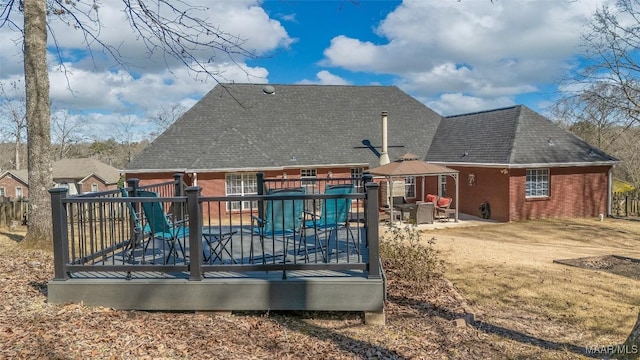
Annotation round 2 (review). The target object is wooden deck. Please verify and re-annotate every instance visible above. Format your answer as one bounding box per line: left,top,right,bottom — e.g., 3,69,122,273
48,177,385,319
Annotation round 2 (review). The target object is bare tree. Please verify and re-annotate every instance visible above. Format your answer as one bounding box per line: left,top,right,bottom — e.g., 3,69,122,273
0,81,27,170
0,0,254,246
51,110,86,161
150,104,187,139
113,115,137,164
572,0,640,130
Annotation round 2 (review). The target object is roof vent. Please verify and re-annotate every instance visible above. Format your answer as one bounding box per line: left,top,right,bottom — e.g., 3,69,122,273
263,85,275,94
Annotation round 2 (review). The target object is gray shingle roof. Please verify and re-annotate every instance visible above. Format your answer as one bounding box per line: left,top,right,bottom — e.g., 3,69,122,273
126,84,443,171
1,159,120,185
52,158,120,184
426,105,618,166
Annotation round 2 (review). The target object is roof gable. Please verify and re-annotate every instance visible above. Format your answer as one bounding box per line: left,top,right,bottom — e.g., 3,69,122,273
53,158,120,184
427,105,617,166
0,169,29,185
126,84,443,171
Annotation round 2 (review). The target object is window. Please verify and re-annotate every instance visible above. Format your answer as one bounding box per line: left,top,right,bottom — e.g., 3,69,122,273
405,176,416,198
225,173,258,210
0,187,5,197
15,187,23,199
350,167,364,192
526,169,549,198
91,184,99,192
438,175,447,197
300,168,317,185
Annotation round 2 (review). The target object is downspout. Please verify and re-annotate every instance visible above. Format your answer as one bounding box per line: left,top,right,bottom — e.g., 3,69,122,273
192,172,198,187
379,111,390,166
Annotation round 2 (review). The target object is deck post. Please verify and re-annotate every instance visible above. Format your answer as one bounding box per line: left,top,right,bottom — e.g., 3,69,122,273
365,181,381,279
49,187,69,281
173,173,185,221
257,173,265,221
126,178,141,242
127,178,139,195
186,186,203,280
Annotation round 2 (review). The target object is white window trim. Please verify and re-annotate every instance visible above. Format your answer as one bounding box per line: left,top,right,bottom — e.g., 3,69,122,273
405,176,416,199
525,168,550,198
350,167,364,192
15,187,23,199
0,187,5,197
438,175,447,197
225,173,258,211
91,184,99,192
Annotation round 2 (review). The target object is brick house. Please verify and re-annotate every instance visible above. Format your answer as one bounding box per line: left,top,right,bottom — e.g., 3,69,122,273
0,169,28,199
124,83,617,222
0,158,121,198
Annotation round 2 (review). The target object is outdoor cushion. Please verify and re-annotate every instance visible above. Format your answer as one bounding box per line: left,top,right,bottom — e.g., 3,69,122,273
425,194,438,203
437,197,452,208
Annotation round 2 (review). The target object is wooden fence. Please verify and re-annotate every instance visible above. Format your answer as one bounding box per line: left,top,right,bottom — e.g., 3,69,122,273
0,197,28,227
612,192,640,217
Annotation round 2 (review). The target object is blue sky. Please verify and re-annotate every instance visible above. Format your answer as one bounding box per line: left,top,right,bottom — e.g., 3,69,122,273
0,0,611,141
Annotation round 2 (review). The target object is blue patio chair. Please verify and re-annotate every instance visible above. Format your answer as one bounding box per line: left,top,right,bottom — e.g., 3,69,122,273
302,184,356,261
251,187,306,263
120,187,153,262
138,190,189,263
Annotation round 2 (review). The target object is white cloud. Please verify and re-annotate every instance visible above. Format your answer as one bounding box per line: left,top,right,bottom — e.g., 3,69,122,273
322,0,612,114
425,93,515,116
0,1,278,140
297,70,351,85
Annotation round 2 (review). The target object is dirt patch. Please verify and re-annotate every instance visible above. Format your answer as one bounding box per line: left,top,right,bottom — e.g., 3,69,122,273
554,255,640,280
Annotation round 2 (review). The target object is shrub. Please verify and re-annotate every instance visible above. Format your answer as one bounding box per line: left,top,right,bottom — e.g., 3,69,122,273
379,225,444,287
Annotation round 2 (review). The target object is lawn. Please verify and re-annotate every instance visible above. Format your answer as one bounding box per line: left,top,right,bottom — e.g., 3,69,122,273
430,217,640,358
1,218,639,359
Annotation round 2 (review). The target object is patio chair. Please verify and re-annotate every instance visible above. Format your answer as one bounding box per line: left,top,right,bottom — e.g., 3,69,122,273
435,196,453,221
120,187,153,262
302,184,356,261
251,187,306,263
138,190,190,263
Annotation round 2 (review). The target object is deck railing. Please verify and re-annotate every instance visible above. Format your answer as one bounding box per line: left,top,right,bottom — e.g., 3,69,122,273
50,173,380,281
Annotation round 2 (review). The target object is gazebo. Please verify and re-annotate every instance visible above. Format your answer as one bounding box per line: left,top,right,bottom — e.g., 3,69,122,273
368,153,460,223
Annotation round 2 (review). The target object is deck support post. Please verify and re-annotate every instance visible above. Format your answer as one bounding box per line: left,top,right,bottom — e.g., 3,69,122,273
187,186,203,280
365,181,381,279
50,187,69,281
364,310,385,326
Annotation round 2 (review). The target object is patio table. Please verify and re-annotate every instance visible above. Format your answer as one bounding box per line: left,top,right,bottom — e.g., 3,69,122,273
393,203,415,221
202,229,237,264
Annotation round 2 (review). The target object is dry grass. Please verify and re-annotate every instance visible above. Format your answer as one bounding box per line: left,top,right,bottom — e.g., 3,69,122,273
3,218,640,358
429,217,640,350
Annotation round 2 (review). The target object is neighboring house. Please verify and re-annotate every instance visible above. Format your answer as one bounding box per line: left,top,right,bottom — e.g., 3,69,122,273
0,169,29,199
124,83,618,221
0,158,121,197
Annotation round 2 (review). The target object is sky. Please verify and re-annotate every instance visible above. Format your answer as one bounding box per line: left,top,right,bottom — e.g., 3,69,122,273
0,0,613,141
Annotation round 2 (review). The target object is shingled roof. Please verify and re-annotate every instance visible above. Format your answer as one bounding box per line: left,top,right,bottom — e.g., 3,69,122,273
426,105,618,166
1,159,120,185
125,84,442,172
53,158,120,184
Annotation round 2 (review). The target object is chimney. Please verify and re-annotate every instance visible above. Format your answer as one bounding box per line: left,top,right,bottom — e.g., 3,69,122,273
379,111,390,165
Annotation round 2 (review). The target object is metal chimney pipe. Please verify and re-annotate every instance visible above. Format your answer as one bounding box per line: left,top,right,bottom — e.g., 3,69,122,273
379,111,390,165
